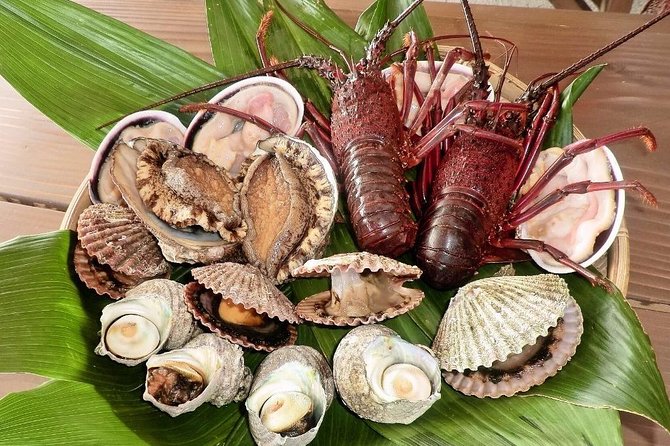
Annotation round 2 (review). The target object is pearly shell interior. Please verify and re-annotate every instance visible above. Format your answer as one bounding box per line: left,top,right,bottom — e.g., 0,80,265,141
104,314,161,360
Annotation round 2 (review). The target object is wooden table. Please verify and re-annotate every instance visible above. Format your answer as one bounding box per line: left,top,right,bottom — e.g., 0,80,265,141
1,1,668,444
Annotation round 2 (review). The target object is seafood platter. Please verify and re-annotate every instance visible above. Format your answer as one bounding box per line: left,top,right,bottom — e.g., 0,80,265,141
52,0,667,444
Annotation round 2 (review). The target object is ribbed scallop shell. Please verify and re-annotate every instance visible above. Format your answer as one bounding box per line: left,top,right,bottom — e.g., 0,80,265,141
73,242,136,299
143,333,252,417
292,252,423,326
246,346,334,446
333,325,441,424
77,203,169,279
432,274,572,372
442,297,583,398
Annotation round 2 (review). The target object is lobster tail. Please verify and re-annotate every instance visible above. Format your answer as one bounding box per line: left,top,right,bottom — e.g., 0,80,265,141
416,187,488,290
342,136,417,257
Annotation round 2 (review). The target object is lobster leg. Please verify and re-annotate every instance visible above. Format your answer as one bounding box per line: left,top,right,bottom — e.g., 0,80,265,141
513,127,657,212
494,237,612,290
505,180,657,228
303,121,339,177
400,32,420,123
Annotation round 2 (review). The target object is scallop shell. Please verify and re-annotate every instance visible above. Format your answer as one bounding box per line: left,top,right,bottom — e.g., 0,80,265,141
442,297,583,398
292,252,423,326
143,333,252,417
74,203,170,298
110,138,240,263
241,135,338,284
185,263,299,352
333,325,441,424
432,274,573,373
89,110,186,204
95,279,198,366
246,346,334,446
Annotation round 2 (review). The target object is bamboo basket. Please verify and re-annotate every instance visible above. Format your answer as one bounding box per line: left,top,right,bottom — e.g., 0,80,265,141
60,59,631,295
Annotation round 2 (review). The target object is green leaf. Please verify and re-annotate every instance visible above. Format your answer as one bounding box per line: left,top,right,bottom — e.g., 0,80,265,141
0,0,223,149
543,64,606,148
206,0,265,75
355,0,434,59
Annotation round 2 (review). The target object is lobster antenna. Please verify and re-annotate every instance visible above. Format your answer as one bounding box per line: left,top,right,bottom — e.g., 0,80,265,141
460,0,488,94
365,0,424,66
528,10,670,100
274,0,354,73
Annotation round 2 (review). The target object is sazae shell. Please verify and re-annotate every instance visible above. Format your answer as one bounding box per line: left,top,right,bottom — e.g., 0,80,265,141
246,346,334,446
432,274,583,398
333,325,441,424
143,333,252,417
95,279,199,366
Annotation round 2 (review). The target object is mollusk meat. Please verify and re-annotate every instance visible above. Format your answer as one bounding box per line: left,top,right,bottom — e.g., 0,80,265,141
432,274,583,398
246,346,334,445
110,138,241,263
89,110,185,204
292,252,424,326
333,325,441,424
74,202,170,299
143,333,252,417
184,76,304,177
241,135,337,284
518,146,618,273
95,279,198,366
184,262,300,352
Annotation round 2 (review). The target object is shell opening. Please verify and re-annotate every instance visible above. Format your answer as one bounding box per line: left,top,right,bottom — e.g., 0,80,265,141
380,363,432,402
146,364,206,406
259,391,315,436
105,314,160,359
491,334,547,371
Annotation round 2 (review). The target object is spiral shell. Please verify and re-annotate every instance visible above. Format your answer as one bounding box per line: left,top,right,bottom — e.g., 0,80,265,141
143,333,252,417
333,325,441,424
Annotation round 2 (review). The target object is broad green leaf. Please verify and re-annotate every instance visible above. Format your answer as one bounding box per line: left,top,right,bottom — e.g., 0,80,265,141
543,64,606,148
355,0,434,59
0,0,223,149
206,0,264,75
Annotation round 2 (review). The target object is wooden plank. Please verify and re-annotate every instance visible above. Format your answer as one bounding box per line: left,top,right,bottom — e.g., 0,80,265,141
0,201,64,243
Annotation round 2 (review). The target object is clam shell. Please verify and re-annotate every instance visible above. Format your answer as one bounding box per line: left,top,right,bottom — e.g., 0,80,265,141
95,279,196,366
443,297,583,398
143,333,252,417
110,138,240,263
185,263,299,352
246,346,334,446
241,135,338,284
292,252,423,326
333,325,441,424
432,274,572,372
90,110,186,204
73,242,136,299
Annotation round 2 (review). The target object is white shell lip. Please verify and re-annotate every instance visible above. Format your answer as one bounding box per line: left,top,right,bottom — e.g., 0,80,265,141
183,76,305,148
89,110,186,184
520,146,624,274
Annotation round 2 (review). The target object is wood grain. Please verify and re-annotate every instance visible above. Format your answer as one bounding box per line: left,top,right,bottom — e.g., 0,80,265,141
0,1,669,444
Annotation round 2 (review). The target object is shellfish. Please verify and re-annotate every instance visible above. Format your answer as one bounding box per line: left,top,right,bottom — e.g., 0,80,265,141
74,202,170,299
431,274,584,398
110,138,241,263
184,262,300,352
95,279,199,366
143,333,252,417
89,110,186,204
183,76,304,177
241,135,338,284
245,346,334,445
332,325,441,424
292,252,424,326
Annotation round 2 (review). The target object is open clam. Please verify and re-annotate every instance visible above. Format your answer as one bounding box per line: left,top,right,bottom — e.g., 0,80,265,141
184,262,300,352
518,146,624,274
246,346,334,446
432,274,583,398
89,110,185,204
292,252,424,326
183,76,304,177
333,325,441,424
241,135,337,284
74,202,170,299
143,333,252,417
95,279,199,366
110,138,242,263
